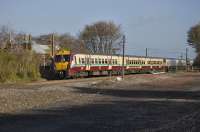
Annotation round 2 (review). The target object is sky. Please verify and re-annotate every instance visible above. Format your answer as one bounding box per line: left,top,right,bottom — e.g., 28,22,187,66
0,0,200,59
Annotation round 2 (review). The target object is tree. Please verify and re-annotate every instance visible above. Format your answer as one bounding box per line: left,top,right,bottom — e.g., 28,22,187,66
187,23,200,52
58,33,87,53
79,21,123,54
33,34,52,45
187,23,200,66
34,33,88,53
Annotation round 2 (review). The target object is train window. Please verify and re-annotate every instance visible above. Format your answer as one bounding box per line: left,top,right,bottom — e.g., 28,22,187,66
99,59,102,64
86,58,89,64
81,58,85,64
105,59,108,64
112,59,115,64
102,59,105,64
115,59,117,64
54,55,62,62
95,58,98,64
91,58,94,64
79,58,81,64
63,55,70,62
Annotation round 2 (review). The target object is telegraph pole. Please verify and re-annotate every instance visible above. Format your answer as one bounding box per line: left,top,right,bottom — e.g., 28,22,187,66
145,48,148,57
51,33,55,57
8,32,12,49
186,47,188,71
122,35,125,80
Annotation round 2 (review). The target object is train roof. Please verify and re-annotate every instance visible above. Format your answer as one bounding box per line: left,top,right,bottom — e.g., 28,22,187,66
73,53,193,61
74,53,165,59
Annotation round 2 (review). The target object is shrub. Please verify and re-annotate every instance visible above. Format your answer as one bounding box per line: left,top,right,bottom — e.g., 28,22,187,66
0,50,41,83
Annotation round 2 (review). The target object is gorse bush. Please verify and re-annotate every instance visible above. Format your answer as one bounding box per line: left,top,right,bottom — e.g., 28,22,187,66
0,50,40,83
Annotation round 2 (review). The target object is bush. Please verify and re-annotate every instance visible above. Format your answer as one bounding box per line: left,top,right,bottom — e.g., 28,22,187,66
0,50,41,83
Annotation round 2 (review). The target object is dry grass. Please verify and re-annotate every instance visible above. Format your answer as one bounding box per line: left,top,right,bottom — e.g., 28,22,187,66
0,50,40,83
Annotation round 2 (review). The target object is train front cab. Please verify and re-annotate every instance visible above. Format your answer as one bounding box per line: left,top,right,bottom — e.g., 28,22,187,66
54,50,71,79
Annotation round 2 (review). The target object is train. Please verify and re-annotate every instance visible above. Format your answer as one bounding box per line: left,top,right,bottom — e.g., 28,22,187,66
47,50,193,79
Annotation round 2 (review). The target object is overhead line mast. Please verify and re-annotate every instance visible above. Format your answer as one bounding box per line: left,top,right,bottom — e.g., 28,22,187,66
122,35,125,80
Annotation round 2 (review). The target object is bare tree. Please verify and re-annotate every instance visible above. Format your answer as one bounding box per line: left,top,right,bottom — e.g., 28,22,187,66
34,33,88,53
33,34,52,45
79,21,123,54
0,25,14,49
58,33,88,53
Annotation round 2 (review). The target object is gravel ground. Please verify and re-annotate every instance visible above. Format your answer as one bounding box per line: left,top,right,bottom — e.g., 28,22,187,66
0,72,200,132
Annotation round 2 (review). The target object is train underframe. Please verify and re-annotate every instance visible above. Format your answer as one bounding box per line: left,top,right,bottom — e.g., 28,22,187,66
63,65,165,79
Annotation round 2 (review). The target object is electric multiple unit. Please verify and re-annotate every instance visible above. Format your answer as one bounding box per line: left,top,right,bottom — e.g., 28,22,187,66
52,50,192,79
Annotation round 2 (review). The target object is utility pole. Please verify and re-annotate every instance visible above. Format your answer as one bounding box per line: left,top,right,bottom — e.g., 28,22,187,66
145,48,148,57
122,35,125,80
8,32,12,49
186,48,188,72
51,33,55,57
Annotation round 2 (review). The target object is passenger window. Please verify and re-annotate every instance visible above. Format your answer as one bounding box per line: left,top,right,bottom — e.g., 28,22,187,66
79,58,81,64
81,58,85,64
102,59,105,64
99,59,101,64
105,59,108,64
95,58,98,64
91,58,94,64
112,59,115,64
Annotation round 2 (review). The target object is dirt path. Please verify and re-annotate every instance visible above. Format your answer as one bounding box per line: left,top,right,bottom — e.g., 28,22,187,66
0,72,200,132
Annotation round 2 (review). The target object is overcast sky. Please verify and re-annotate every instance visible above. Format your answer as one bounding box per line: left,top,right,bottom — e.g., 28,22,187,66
0,0,200,58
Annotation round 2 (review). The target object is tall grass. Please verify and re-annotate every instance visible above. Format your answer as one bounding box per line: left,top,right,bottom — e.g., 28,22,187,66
0,50,40,83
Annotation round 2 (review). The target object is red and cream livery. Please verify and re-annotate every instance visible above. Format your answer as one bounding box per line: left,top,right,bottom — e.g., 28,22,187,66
52,50,192,79
65,53,165,78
